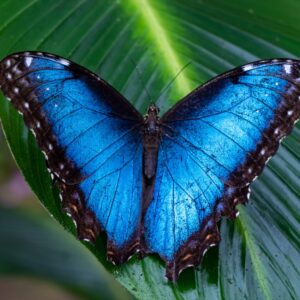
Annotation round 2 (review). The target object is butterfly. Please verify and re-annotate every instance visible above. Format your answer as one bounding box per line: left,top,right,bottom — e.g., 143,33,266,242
0,52,300,281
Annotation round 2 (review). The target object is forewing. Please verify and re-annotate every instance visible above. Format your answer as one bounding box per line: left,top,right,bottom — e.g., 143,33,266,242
0,52,144,262
144,59,300,280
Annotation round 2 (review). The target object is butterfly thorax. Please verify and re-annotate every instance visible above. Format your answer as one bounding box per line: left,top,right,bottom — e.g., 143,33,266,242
142,105,161,180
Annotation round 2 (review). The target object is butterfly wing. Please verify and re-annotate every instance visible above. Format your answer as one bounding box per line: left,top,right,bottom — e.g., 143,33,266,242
0,52,144,262
143,59,300,280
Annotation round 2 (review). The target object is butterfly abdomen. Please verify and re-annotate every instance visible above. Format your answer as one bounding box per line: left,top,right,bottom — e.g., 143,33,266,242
143,139,160,179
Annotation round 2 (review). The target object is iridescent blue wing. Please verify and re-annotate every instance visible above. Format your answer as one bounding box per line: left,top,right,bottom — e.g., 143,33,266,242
0,52,144,262
143,59,300,280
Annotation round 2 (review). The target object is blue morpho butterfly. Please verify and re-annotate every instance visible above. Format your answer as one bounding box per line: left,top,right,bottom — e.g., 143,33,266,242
0,52,300,281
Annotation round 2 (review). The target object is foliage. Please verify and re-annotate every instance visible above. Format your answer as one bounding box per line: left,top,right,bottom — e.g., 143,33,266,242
0,0,300,299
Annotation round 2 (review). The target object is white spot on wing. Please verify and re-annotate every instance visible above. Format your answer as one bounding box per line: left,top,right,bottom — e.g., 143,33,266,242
110,260,116,266
5,60,11,68
12,65,22,75
247,191,251,200
59,58,70,66
72,219,77,228
25,57,33,67
243,64,254,71
42,151,48,160
30,129,36,137
284,64,292,74
265,157,271,164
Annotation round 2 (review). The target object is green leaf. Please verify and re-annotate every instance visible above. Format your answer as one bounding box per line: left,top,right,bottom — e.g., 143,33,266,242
0,0,300,299
0,207,133,300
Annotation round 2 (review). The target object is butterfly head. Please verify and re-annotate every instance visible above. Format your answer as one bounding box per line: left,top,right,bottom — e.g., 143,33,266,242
143,104,160,135
147,104,160,115
144,104,160,120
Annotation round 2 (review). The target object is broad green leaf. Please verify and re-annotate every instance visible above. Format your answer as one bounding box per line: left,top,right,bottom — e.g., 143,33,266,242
0,0,300,299
0,207,133,300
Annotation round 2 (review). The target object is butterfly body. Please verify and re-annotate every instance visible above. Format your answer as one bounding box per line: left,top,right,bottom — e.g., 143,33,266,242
142,104,161,180
1,52,300,281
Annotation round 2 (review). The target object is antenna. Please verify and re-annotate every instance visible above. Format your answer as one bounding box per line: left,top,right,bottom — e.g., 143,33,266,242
156,61,191,103
129,58,153,104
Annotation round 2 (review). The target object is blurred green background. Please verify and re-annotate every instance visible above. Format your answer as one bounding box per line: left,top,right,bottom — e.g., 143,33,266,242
1,1,300,299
